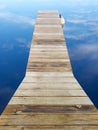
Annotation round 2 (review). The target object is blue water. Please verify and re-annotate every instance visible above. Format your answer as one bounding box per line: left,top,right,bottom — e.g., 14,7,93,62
0,0,98,114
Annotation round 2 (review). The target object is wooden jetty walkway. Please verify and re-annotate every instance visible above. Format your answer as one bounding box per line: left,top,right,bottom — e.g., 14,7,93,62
0,10,98,130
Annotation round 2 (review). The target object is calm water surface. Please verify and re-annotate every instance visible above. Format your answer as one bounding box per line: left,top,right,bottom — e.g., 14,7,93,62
0,0,98,114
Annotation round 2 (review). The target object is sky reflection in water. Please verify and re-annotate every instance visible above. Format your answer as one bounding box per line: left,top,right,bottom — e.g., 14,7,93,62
0,0,98,113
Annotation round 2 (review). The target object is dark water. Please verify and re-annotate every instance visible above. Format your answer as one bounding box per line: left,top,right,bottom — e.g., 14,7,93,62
0,0,98,114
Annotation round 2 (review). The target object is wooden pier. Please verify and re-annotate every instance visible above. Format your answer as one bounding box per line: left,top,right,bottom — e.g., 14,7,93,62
0,10,98,130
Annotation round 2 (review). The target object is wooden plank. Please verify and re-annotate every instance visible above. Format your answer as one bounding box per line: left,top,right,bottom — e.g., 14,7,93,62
18,82,82,90
33,35,64,40
32,41,65,45
29,52,68,55
27,63,70,69
27,59,70,62
30,44,67,47
37,18,60,21
37,15,59,18
30,48,67,51
27,68,71,72
22,77,77,83
30,48,68,53
14,90,87,97
35,25,62,28
31,45,66,48
28,54,69,58
34,27,63,33
29,50,68,53
26,72,74,77
36,19,60,24
0,126,98,130
3,105,97,115
34,32,64,36
38,12,59,15
9,97,92,105
32,39,65,44
1,114,98,126
30,47,66,50
30,47,67,50
28,55,69,59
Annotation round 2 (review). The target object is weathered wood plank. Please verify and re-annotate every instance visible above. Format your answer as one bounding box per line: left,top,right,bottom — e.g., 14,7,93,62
34,27,63,33
30,46,67,49
37,15,59,18
33,39,65,44
29,52,68,56
36,19,60,24
3,105,97,115
1,114,98,126
27,63,71,69
31,45,66,48
0,126,98,130
18,84,82,90
27,59,70,62
34,33,63,36
29,53,69,57
32,44,67,47
33,35,64,40
32,40,65,45
27,63,70,69
14,90,86,97
18,82,82,90
23,77,77,83
26,72,74,77
27,68,71,72
9,97,92,105
35,25,62,28
30,47,67,50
